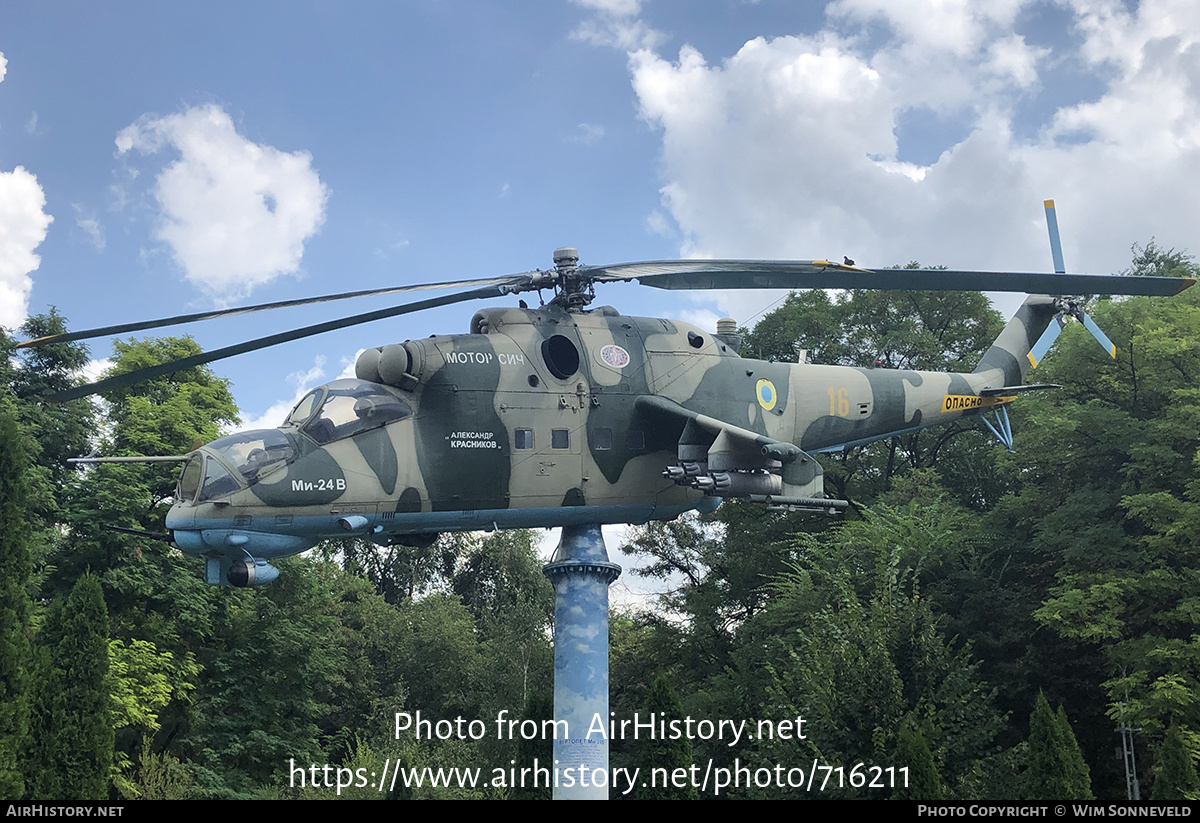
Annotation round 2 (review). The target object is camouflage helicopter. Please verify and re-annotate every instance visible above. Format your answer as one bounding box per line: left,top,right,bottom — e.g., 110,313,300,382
27,203,1195,587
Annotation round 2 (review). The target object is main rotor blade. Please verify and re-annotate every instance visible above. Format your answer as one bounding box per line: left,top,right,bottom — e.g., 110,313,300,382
46,284,509,403
18,274,534,349
584,260,1195,296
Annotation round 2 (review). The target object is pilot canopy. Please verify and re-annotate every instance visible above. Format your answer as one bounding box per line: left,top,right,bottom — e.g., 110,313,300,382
286,379,413,445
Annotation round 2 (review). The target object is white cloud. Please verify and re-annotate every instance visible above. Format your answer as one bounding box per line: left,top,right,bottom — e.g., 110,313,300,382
828,0,1028,57
644,209,673,237
0,167,53,331
236,356,327,432
234,349,363,433
631,36,904,261
569,122,606,144
0,53,54,332
572,0,644,15
337,349,365,380
116,104,328,302
984,34,1048,88
81,357,113,384
576,0,1200,329
73,204,105,251
570,0,665,51
675,306,724,333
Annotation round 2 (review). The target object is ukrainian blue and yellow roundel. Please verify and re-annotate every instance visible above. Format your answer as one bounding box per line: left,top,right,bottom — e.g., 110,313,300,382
755,378,777,411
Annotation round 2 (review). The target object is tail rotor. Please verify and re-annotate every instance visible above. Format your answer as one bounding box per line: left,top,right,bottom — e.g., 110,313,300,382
1027,200,1119,368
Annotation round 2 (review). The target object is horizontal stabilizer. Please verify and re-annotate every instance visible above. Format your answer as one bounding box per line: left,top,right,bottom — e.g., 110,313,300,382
980,383,1062,396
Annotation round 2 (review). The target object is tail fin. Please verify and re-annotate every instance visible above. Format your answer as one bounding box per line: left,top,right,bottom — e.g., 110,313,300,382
973,294,1060,386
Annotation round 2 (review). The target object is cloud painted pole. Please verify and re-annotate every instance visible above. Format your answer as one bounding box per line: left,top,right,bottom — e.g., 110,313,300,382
543,523,621,800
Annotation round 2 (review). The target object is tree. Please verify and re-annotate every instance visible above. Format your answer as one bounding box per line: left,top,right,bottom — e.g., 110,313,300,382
1025,692,1093,800
1016,244,1200,781
26,575,114,800
1151,723,1200,800
184,558,366,798
1057,706,1094,800
511,690,553,800
715,495,1008,799
25,336,240,794
633,674,698,799
108,637,197,798
10,311,95,497
894,713,944,800
0,400,35,797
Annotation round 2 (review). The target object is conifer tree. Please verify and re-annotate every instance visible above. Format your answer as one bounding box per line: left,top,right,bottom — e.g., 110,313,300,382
1151,724,1200,800
512,690,553,800
1056,706,1094,800
26,576,114,800
0,400,34,797
894,713,944,800
634,674,697,799
1025,693,1093,799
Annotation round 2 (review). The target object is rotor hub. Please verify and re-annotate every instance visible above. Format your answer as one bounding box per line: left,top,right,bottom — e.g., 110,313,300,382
547,246,594,312
553,247,579,268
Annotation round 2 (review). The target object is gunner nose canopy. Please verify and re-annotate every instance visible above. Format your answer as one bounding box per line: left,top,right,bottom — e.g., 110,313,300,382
177,429,297,503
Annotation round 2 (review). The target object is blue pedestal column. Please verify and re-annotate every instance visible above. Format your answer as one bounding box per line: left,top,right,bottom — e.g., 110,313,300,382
542,523,621,800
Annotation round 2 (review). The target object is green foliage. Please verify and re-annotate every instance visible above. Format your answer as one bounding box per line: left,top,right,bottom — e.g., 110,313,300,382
1151,723,1200,800
512,690,553,800
894,713,944,800
737,498,1005,799
740,282,1002,372
109,638,188,734
1024,693,1093,800
1057,706,1094,800
108,637,197,797
123,738,196,800
0,399,34,798
324,535,457,604
185,559,360,798
101,337,239,445
9,312,95,521
1016,246,1200,777
633,675,698,800
26,576,114,800
393,594,481,717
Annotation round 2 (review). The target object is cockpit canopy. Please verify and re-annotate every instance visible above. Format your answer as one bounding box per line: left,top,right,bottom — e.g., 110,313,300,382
176,380,413,505
178,429,296,503
285,378,413,445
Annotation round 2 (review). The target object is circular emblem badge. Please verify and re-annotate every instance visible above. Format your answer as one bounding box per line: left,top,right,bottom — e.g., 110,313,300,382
756,378,778,411
599,344,630,369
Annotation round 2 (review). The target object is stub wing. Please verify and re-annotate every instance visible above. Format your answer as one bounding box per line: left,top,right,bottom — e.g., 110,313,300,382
636,395,847,512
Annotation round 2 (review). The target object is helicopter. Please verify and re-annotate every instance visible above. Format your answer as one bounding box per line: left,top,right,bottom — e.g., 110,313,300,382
25,202,1194,588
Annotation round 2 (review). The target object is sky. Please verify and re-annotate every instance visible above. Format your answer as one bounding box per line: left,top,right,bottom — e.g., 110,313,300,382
3,0,1199,433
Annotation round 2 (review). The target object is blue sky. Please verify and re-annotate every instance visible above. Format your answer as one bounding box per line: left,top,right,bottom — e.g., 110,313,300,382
3,0,1199,428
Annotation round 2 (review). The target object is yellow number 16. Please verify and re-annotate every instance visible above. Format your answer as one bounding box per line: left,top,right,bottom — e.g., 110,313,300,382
828,387,850,417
